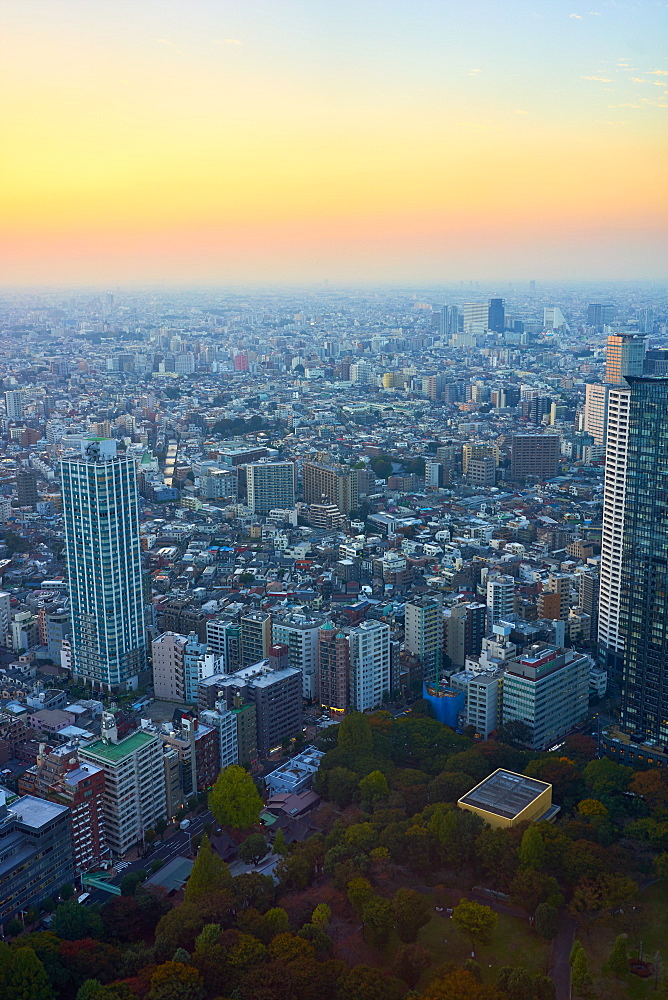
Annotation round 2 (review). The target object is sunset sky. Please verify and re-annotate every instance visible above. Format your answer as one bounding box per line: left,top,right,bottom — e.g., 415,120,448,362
1,0,666,285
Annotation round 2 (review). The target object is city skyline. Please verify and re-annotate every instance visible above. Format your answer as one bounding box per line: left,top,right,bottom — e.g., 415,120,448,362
1,0,667,286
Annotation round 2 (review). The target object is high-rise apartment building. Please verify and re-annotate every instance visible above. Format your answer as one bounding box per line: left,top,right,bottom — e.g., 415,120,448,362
446,603,486,667
462,302,489,331
587,303,615,329
272,611,326,700
16,468,38,506
79,715,166,856
206,618,241,674
317,621,350,713
302,460,359,515
619,377,668,744
349,620,391,712
598,386,631,677
486,575,515,629
61,439,146,691
18,744,108,873
200,701,239,770
241,611,272,667
510,434,560,479
4,389,24,421
246,461,296,514
404,596,442,682
502,645,590,750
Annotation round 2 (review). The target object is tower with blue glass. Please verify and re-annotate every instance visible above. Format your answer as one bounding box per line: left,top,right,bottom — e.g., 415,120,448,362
61,439,146,692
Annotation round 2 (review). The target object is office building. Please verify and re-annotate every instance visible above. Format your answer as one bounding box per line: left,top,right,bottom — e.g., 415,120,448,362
246,461,296,514
605,334,646,383
19,744,108,873
272,611,326,700
206,618,241,674
488,298,505,333
159,714,219,799
502,645,590,750
462,302,489,332
302,460,359,515
486,575,515,629
4,390,24,421
241,611,272,667
597,385,631,677
61,439,146,691
587,303,614,329
0,791,74,929
467,455,496,486
462,442,499,476
584,382,608,447
317,621,350,713
510,434,560,479
404,596,442,683
79,716,166,855
349,620,391,712
619,377,668,744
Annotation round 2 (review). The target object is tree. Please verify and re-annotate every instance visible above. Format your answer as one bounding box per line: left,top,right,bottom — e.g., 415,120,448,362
576,799,608,818
238,833,268,866
209,765,263,829
144,828,157,846
534,902,559,939
569,874,638,932
630,769,668,809
120,872,145,897
185,834,233,902
605,935,628,980
75,981,107,1000
582,758,632,799
423,967,501,999
337,712,373,754
570,943,593,999
312,903,332,929
496,720,532,747
51,902,104,941
361,896,394,949
324,767,359,808
452,899,497,947
519,826,544,870
146,961,205,1000
155,817,168,841
263,907,290,938
391,888,431,943
347,877,374,918
6,946,54,1000
429,770,476,804
335,964,404,1000
392,943,432,988
359,771,389,807
273,828,288,856
655,852,668,881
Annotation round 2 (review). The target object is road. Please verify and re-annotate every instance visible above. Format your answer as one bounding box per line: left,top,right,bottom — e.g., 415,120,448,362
82,810,215,906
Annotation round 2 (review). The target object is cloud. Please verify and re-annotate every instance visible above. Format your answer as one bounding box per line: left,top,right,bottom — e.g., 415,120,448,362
467,68,481,75
224,38,242,45
569,13,583,18
156,38,176,47
649,69,668,75
631,77,650,83
581,75,612,82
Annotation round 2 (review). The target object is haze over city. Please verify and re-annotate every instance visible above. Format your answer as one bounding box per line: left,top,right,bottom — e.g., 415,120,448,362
1,0,667,286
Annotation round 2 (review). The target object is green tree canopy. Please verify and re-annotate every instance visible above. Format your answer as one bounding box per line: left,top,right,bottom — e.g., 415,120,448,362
209,765,264,829
51,901,104,941
6,946,54,1000
337,713,373,754
452,898,498,946
359,770,389,806
238,833,268,866
391,888,431,943
185,834,233,902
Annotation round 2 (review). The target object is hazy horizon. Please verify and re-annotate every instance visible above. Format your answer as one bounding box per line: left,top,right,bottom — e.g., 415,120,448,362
1,0,667,286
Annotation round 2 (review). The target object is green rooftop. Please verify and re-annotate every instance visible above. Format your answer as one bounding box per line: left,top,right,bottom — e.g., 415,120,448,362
81,729,157,763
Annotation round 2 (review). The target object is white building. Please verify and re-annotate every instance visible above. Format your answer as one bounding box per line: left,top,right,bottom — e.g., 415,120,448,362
264,746,325,795
486,575,515,628
246,462,296,515
5,390,24,421
349,620,391,712
272,612,326,700
450,668,504,739
152,632,188,702
0,592,11,645
200,701,239,770
79,716,166,856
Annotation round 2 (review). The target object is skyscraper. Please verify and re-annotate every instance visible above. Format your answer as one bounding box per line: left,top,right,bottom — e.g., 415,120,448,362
618,376,668,744
4,389,24,421
61,439,146,691
605,333,646,384
404,596,442,682
488,298,505,333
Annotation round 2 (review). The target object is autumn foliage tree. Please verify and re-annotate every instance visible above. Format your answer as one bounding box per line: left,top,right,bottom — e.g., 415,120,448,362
209,766,264,830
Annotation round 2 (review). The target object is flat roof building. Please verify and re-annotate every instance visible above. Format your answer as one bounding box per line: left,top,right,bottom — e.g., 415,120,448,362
458,768,558,829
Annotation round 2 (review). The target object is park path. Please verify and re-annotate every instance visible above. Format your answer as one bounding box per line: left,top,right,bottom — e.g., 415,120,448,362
548,911,576,1000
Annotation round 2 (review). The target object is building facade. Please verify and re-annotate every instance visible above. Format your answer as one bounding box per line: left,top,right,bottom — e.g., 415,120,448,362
317,621,350,713
349,620,391,712
246,461,296,514
61,439,146,691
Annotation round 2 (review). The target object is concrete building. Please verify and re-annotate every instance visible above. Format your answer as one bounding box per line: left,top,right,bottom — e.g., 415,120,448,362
264,746,325,796
446,602,486,668
246,461,296,514
0,791,75,929
79,716,166,855
486,575,515,629
349,619,391,712
272,611,326,700
241,611,272,667
5,389,24,421
458,769,556,829
159,714,219,799
18,743,108,873
302,460,359,515
206,619,241,674
152,631,188,702
510,434,560,479
61,439,146,691
200,701,239,771
502,645,590,750
404,596,442,683
16,468,38,506
317,621,350,713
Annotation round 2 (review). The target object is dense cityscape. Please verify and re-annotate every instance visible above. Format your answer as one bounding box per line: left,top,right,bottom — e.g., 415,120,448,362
0,282,666,999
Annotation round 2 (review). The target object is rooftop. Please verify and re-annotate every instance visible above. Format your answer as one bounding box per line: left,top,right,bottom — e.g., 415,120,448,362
459,769,551,821
80,729,158,763
11,794,69,828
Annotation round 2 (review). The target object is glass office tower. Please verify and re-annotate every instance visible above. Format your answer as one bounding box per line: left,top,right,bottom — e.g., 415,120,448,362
61,439,146,691
619,377,668,743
